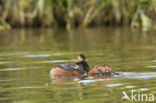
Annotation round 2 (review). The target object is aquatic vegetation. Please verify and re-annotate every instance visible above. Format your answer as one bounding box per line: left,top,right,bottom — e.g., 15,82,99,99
0,0,155,30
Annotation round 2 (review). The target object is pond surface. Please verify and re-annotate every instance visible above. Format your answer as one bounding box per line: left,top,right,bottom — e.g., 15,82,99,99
0,28,156,103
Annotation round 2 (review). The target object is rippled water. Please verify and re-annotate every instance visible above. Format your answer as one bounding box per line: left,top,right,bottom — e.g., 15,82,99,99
0,28,156,103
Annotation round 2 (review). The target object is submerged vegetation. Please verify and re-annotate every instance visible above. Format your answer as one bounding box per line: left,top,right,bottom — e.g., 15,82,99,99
0,0,156,30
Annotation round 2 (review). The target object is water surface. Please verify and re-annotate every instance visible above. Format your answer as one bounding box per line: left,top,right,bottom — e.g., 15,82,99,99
0,28,156,103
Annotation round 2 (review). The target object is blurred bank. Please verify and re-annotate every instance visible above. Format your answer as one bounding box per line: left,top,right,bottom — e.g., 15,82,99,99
0,0,156,30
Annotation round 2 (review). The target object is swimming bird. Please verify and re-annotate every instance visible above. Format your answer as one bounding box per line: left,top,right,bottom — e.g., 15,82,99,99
50,54,118,78
77,54,118,76
50,54,89,78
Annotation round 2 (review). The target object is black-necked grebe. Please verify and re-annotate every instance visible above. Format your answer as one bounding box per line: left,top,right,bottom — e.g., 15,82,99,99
50,54,118,78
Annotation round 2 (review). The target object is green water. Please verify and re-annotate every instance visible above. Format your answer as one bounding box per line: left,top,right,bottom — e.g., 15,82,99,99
0,28,156,103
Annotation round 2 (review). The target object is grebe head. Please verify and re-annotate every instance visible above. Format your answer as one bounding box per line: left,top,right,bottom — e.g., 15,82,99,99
77,54,86,63
76,54,90,73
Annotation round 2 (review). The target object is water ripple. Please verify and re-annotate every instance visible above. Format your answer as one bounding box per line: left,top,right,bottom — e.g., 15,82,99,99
147,65,156,68
25,54,51,58
53,53,63,56
140,88,148,91
0,68,21,71
78,78,111,85
125,85,134,88
152,60,156,62
106,83,122,87
120,72,156,79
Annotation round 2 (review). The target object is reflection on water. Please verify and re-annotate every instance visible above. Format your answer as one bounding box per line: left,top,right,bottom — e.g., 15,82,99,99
26,54,51,58
119,72,156,79
0,68,21,71
0,28,156,103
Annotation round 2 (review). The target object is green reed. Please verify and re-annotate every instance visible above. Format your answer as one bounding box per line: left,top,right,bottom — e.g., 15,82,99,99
0,0,155,30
